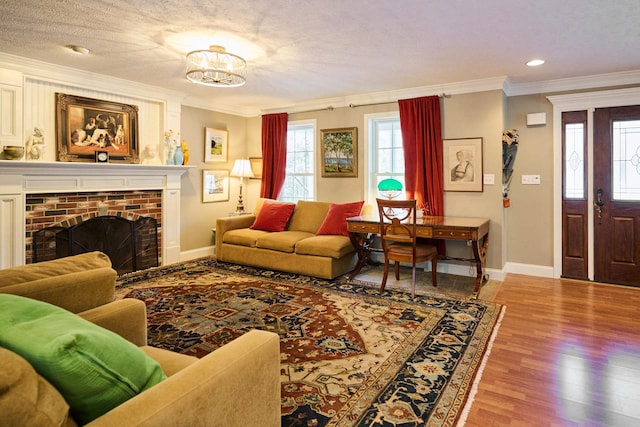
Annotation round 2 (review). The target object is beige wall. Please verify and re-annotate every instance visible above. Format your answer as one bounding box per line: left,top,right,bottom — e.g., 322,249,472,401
504,94,555,267
179,107,253,252
181,91,512,271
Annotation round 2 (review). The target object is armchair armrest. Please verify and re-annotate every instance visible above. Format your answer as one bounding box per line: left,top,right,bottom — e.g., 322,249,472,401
0,267,117,314
215,215,256,259
79,299,148,346
87,330,281,427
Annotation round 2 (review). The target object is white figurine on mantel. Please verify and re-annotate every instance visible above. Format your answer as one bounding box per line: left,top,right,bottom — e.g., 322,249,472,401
141,144,162,165
25,127,46,160
164,130,178,165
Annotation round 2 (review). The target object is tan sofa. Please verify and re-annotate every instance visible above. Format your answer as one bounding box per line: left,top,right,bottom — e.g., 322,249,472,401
0,252,281,427
216,199,358,279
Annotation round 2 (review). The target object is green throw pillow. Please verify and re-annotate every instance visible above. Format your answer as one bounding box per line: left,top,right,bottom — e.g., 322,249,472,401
0,294,166,425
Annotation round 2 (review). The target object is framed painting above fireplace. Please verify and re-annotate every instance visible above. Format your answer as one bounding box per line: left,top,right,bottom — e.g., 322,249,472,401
55,93,140,163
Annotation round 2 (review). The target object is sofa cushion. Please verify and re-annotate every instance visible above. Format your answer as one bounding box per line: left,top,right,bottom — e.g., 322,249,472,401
287,200,332,233
223,228,270,247
256,231,315,253
0,347,72,427
295,235,356,259
250,201,296,232
316,201,364,236
0,294,167,425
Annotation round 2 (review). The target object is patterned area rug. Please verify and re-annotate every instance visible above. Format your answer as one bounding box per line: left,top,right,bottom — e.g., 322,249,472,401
116,258,503,427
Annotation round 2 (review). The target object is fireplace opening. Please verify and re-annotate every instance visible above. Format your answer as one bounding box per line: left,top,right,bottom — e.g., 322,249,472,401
33,215,158,275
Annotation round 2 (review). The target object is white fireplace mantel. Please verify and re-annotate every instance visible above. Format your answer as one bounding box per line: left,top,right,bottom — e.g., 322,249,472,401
0,160,190,269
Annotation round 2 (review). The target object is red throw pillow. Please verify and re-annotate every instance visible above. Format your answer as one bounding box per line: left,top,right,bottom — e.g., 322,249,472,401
249,201,296,232
316,201,364,236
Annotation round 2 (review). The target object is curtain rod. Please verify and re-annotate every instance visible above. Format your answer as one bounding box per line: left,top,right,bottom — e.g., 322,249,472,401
288,93,449,115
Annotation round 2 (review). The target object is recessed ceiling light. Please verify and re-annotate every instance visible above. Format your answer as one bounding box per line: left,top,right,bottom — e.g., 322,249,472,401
526,59,545,67
67,45,90,55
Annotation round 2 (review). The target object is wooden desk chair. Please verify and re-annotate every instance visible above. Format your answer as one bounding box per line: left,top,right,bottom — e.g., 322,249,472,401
376,198,438,298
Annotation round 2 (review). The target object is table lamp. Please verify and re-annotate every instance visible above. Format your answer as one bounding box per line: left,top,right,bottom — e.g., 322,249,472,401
378,178,403,216
231,159,255,212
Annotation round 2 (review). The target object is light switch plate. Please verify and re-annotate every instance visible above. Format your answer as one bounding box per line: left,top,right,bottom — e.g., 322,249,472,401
521,175,541,185
483,174,495,185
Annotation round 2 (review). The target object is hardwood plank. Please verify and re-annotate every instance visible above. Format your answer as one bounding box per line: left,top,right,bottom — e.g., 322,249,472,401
465,274,640,426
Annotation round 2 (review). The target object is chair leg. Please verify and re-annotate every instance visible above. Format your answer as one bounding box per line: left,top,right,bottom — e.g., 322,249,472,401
394,262,400,280
431,257,437,287
411,263,417,298
380,260,390,293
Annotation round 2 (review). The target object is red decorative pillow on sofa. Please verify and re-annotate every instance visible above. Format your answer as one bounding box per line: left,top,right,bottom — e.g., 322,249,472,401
249,201,296,232
316,201,364,236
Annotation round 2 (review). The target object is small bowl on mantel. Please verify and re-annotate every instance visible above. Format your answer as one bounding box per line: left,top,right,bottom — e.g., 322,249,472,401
2,145,24,160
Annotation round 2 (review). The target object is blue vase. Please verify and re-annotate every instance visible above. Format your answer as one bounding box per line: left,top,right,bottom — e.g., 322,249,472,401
173,146,184,165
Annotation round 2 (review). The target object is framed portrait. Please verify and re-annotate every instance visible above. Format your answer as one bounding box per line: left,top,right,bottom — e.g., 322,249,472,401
443,137,483,192
321,127,358,177
202,170,229,203
204,128,228,163
55,93,139,163
249,157,263,179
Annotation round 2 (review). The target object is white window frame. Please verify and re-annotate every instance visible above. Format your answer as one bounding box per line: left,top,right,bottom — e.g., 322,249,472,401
280,119,317,202
364,112,403,207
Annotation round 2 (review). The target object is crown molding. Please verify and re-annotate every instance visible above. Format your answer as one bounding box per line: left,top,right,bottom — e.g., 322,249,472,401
0,52,185,106
261,76,508,115
504,69,640,96
181,95,261,118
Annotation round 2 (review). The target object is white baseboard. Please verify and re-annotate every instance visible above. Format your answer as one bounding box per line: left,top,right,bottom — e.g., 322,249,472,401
180,246,214,262
179,246,551,282
504,262,554,278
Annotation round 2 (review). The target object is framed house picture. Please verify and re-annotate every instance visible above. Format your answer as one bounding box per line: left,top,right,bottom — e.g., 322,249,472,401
321,127,358,177
55,93,139,163
204,128,228,162
202,170,229,203
249,157,263,179
443,137,483,192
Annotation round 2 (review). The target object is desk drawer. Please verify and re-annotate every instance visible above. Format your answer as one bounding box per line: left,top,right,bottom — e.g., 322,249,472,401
434,229,471,240
348,222,379,234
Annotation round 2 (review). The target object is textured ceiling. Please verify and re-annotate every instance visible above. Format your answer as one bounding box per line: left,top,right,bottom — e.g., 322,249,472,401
1,1,639,114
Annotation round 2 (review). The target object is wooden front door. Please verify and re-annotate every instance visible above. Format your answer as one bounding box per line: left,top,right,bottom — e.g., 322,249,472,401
594,105,640,286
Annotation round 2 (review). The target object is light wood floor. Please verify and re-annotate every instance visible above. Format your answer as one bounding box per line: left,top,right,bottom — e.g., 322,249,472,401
465,274,640,427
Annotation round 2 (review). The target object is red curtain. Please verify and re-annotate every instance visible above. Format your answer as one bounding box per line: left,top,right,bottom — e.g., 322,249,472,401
398,95,444,251
260,113,288,199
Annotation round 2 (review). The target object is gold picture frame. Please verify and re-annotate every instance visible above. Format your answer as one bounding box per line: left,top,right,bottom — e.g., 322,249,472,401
204,128,228,163
55,93,139,163
443,137,483,192
249,157,263,179
202,170,230,203
321,127,358,177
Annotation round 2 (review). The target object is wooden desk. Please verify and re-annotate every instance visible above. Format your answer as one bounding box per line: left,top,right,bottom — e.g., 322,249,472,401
347,214,490,293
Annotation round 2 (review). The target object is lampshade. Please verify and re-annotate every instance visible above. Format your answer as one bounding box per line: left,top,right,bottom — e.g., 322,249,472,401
378,178,403,203
378,178,402,192
231,159,254,179
185,45,246,87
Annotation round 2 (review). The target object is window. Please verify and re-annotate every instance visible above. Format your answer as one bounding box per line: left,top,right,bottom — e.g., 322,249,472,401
280,120,315,202
612,119,640,201
564,122,585,199
365,113,404,206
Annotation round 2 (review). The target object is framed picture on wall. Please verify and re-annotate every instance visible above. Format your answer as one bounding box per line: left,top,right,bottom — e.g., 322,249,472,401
202,170,229,203
321,127,358,177
443,137,483,192
249,157,263,179
55,93,139,163
204,128,228,162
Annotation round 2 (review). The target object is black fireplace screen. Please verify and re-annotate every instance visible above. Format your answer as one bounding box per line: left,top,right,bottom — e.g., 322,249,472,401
32,216,159,275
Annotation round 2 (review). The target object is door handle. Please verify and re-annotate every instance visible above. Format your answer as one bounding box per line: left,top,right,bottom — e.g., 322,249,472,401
594,188,605,220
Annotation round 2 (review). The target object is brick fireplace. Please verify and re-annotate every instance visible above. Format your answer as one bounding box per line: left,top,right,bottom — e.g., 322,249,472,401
25,190,162,265
0,161,189,269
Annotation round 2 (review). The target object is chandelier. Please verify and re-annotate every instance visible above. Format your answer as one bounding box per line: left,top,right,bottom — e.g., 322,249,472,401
185,45,246,87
